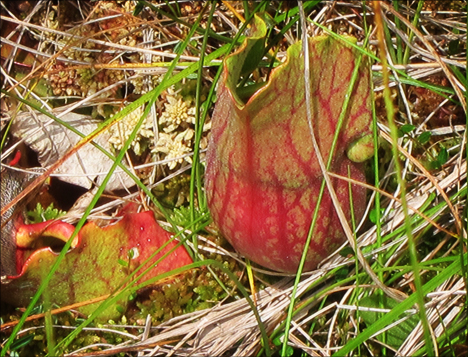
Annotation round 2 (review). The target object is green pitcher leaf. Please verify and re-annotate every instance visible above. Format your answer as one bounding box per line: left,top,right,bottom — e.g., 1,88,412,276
360,294,419,349
205,16,373,273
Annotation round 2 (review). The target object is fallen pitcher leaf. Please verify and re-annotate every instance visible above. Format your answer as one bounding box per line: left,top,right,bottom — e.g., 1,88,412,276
1,207,192,321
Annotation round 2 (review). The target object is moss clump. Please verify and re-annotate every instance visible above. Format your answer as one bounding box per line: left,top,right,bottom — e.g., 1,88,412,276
128,262,246,326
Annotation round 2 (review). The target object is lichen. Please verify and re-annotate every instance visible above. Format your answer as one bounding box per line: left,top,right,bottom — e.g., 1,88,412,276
109,106,154,155
159,89,197,133
152,88,211,170
153,129,194,169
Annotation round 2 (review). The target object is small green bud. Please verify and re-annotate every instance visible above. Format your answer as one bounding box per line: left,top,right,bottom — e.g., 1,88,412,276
347,134,374,162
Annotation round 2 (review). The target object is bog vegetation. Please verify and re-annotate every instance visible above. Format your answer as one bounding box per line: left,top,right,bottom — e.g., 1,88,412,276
0,1,466,356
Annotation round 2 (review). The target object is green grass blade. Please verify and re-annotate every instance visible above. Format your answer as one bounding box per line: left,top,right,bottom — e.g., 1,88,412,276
335,252,468,355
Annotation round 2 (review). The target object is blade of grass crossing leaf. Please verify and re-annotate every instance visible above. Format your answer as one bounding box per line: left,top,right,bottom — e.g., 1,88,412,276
283,6,375,354
49,98,160,356
0,109,120,355
328,35,370,182
7,114,136,357
44,298,55,355
57,261,203,354
87,0,210,293
282,4,326,355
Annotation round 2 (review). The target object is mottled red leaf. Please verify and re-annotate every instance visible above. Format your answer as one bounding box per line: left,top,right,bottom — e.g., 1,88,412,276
205,16,373,273
1,210,192,320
